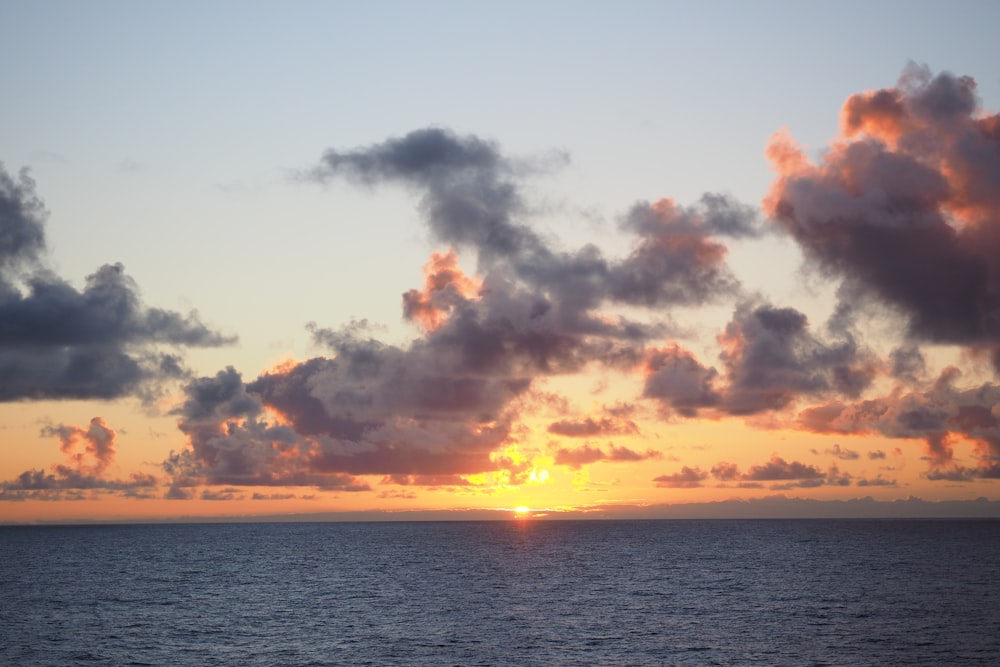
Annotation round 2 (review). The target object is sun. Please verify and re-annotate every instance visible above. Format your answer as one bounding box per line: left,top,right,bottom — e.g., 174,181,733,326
513,505,531,517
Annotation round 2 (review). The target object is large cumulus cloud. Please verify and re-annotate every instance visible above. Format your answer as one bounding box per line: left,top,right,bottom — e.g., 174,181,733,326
765,64,1000,359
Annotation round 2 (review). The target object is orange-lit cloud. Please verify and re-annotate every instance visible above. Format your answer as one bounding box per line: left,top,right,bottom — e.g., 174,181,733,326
766,64,1000,359
402,249,480,332
0,417,158,501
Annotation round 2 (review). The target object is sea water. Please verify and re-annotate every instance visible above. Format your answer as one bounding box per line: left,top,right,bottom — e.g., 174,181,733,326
2,519,999,666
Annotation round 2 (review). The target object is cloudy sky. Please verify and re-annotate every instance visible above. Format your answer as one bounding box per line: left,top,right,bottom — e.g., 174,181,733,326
3,0,1000,522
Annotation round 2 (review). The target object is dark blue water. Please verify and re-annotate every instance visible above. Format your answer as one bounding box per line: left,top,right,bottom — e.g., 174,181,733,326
2,520,999,666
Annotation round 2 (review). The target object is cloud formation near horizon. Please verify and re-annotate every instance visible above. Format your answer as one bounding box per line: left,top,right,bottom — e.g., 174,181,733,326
4,65,1000,503
0,417,158,501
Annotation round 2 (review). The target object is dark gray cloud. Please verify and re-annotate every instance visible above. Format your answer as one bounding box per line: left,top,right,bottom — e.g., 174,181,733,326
825,444,860,461
0,468,158,500
276,124,881,489
0,165,46,279
718,301,875,414
311,128,543,266
654,456,860,491
856,476,897,487
644,300,875,417
310,128,748,321
301,129,767,468
889,345,926,382
643,343,721,416
0,164,233,402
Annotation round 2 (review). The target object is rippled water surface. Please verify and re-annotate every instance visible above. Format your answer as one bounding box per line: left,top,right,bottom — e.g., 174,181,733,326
2,519,999,665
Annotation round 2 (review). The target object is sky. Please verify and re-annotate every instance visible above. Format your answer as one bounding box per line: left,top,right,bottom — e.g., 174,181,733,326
3,0,1000,522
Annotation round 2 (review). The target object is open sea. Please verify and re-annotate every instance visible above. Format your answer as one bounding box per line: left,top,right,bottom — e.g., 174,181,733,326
1,519,999,666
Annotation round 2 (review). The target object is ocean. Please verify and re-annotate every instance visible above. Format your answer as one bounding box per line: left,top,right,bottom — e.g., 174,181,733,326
2,519,999,666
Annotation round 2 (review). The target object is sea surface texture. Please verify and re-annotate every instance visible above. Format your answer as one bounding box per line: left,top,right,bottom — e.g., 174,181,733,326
2,519,999,666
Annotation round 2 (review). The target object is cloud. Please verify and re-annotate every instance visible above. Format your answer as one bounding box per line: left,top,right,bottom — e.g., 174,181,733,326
380,474,470,487
765,64,1000,364
0,165,46,277
41,417,117,474
742,456,825,482
643,343,721,416
0,164,234,402
402,249,481,332
553,443,660,469
202,487,245,501
309,128,542,266
796,367,1000,479
608,195,751,307
0,468,158,501
653,466,709,488
309,128,747,333
163,366,373,490
0,417,158,501
717,301,875,414
547,407,640,437
252,492,297,500
856,476,897,487
819,444,861,461
643,299,875,417
655,456,866,491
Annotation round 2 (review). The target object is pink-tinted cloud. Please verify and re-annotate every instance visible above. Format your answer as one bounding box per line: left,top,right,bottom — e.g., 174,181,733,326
553,443,660,469
796,367,1000,480
42,417,117,475
653,466,708,488
547,413,640,438
0,417,158,500
765,64,1000,363
0,166,232,403
380,474,471,487
743,456,824,482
